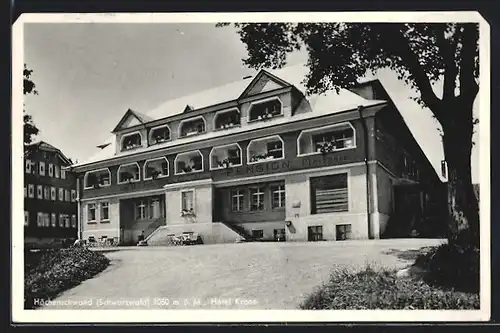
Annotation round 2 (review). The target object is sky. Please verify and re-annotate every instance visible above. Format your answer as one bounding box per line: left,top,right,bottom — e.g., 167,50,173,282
23,23,480,183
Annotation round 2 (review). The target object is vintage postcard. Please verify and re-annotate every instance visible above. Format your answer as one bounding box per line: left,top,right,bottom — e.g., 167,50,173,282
12,12,491,323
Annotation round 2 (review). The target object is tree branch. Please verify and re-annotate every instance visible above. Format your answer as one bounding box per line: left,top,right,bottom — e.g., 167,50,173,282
458,23,479,101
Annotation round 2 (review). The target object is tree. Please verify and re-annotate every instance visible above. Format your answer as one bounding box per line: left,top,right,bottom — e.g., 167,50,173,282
218,23,479,248
24,64,40,145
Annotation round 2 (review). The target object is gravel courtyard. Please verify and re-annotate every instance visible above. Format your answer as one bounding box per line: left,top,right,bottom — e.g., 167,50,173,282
41,238,444,310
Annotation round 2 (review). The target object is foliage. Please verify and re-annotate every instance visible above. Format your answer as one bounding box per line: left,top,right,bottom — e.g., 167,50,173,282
299,265,479,310
24,247,110,309
24,64,40,144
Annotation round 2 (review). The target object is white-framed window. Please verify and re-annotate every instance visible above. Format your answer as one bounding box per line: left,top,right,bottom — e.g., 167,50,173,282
71,189,77,202
39,161,46,176
135,200,147,220
48,163,54,177
310,173,349,214
121,131,143,151
59,188,64,201
149,125,171,145
28,184,35,198
24,211,29,226
24,186,27,198
87,203,97,222
51,213,57,227
50,187,56,201
43,186,50,200
209,144,243,170
117,163,140,184
248,97,283,122
100,202,109,221
134,197,164,220
181,190,195,212
65,189,70,202
231,189,244,212
59,214,65,227
143,157,169,180
25,159,32,173
174,151,204,174
55,165,60,178
271,184,286,209
61,168,66,179
36,185,43,199
37,212,44,227
178,116,206,138
65,214,70,228
297,122,356,156
71,215,77,228
247,135,284,164
213,108,241,130
44,213,50,227
250,187,265,211
84,169,111,189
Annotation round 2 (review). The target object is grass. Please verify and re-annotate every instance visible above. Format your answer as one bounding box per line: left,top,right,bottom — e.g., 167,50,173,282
24,246,110,309
300,244,480,310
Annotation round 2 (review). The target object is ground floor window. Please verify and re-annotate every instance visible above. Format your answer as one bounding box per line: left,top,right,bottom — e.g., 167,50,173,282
231,189,244,212
181,190,194,212
87,203,97,222
251,229,264,239
135,197,166,220
274,228,286,241
250,187,265,211
100,202,110,221
271,184,286,209
310,173,348,214
308,225,323,241
336,224,352,241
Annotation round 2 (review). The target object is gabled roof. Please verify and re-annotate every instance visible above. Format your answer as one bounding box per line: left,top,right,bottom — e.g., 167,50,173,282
24,141,72,165
112,108,155,133
238,69,292,99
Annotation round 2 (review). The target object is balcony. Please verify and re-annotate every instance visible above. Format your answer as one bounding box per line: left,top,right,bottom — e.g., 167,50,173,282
248,97,283,123
247,135,284,164
210,144,242,170
297,122,356,156
84,168,111,189
144,157,169,180
175,151,204,174
118,162,141,184
121,132,143,151
149,125,171,145
214,108,241,130
179,116,206,138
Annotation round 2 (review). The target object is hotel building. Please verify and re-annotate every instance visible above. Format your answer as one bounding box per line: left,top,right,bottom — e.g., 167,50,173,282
71,64,446,245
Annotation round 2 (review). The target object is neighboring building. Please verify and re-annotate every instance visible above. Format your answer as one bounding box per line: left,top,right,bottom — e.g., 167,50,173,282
24,141,78,247
71,64,446,245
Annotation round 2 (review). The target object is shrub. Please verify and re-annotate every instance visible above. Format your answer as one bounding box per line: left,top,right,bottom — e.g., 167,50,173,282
300,266,479,310
24,247,110,309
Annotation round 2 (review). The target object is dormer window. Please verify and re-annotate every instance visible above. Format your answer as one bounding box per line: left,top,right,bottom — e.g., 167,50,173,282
121,132,142,151
175,151,204,174
214,108,240,130
248,97,282,122
149,125,171,145
84,169,111,189
179,116,206,138
118,163,141,184
247,135,284,164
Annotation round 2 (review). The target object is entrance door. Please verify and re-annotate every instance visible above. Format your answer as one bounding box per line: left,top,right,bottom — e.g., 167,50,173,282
393,185,423,237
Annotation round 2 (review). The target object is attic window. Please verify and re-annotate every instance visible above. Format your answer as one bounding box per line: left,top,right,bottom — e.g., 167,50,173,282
179,117,206,138
248,97,283,122
149,125,171,145
121,132,142,151
214,108,240,130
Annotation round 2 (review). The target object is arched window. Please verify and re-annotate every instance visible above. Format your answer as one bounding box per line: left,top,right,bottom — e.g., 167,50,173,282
178,116,206,138
149,125,171,145
121,132,142,151
214,108,240,130
144,157,169,180
248,97,283,122
117,163,141,184
247,135,284,164
174,151,204,174
297,122,356,156
209,143,242,170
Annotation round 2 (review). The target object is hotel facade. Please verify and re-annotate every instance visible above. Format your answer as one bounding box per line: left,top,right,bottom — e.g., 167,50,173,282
71,65,446,245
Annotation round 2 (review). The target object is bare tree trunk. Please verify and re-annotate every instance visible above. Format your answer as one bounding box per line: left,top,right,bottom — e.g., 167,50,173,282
441,100,479,249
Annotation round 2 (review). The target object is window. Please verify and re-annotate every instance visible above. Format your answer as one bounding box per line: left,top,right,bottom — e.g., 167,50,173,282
274,228,286,241
175,151,203,174
44,213,50,227
59,214,65,227
251,230,264,239
210,144,242,169
65,215,70,228
135,200,147,220
87,203,97,222
36,185,43,199
24,211,29,226
214,108,240,130
44,186,50,200
118,163,140,184
37,212,43,227
181,190,195,212
59,188,64,201
51,213,57,227
297,123,356,156
100,202,109,221
24,186,27,198
311,173,348,214
71,215,77,228
55,165,60,178
308,225,323,241
61,168,66,179
25,159,32,173
39,161,46,176
179,117,206,138
28,184,35,198
336,224,352,241
48,163,54,177
231,189,244,212
271,184,285,209
85,169,111,188
247,136,284,164
50,187,56,201
71,189,77,202
248,98,282,121
121,132,142,151
250,187,265,211
65,189,70,202
149,125,171,145
144,157,169,180
134,198,165,220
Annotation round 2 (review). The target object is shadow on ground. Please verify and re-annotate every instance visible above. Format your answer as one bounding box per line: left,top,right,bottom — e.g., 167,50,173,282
383,246,436,262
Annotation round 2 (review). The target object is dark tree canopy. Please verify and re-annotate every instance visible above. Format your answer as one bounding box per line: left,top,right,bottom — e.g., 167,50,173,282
24,64,39,145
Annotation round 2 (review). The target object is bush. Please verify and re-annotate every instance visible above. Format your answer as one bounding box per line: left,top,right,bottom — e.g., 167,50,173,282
24,247,110,309
300,266,479,310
